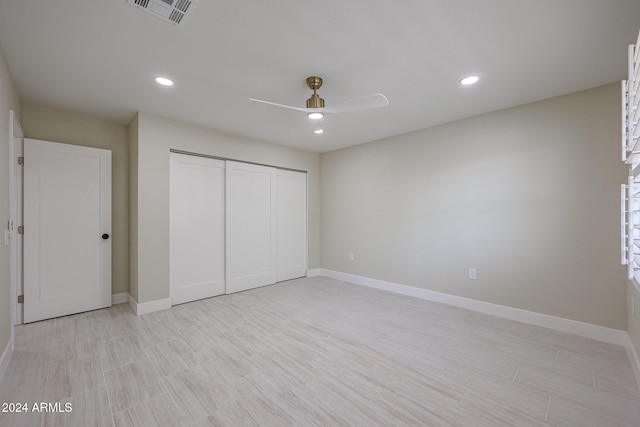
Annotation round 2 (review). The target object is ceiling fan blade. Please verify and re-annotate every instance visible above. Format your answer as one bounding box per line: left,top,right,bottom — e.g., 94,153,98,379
324,93,389,114
250,93,388,115
248,98,309,113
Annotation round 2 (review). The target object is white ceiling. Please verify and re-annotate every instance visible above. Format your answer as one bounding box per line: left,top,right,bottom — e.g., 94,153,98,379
1,1,639,153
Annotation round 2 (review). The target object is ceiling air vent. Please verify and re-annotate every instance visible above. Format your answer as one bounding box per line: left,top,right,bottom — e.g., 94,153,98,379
128,0,198,27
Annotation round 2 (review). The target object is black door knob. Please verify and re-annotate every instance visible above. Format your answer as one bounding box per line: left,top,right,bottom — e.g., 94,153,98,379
102,233,110,240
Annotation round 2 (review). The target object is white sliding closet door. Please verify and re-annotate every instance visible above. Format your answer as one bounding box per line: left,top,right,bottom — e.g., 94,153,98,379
226,161,277,293
276,169,307,281
170,153,226,304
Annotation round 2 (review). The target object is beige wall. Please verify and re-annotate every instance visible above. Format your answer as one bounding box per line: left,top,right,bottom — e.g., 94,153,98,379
22,105,129,295
0,48,21,356
629,280,640,371
132,113,320,303
321,83,628,329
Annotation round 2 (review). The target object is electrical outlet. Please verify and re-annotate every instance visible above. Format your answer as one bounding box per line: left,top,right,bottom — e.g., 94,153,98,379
349,252,355,261
468,268,477,280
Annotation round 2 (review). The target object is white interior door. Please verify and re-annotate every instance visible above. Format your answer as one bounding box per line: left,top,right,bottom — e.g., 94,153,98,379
23,139,111,323
226,161,277,293
276,169,307,282
170,153,226,304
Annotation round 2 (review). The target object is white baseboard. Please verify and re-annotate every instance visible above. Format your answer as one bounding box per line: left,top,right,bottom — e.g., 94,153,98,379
0,335,14,383
127,294,137,315
111,293,129,305
627,338,640,391
127,294,171,316
319,269,629,346
307,268,321,277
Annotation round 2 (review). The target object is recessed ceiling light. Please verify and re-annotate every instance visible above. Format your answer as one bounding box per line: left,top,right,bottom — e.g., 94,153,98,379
307,112,324,120
314,129,324,134
460,75,479,86
155,76,174,87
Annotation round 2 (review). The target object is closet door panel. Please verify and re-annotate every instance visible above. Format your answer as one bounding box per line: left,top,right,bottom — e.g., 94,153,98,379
276,169,307,281
226,161,277,293
170,153,226,304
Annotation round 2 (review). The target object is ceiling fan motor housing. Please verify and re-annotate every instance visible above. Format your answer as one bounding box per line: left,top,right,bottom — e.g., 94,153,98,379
306,93,325,108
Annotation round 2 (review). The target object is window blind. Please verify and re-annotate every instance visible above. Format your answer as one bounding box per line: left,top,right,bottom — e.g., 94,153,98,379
622,30,640,280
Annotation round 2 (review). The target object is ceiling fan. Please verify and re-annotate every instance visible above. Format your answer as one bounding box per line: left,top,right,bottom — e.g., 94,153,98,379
249,76,389,120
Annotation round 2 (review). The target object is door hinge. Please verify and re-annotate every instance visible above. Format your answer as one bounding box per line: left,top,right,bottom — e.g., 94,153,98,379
17,157,23,165
17,295,23,304
17,226,23,235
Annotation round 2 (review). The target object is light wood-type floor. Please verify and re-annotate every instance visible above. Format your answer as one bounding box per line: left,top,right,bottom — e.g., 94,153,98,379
1,276,639,426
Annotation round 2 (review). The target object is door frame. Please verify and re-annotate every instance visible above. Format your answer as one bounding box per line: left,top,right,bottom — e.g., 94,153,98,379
9,110,24,328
